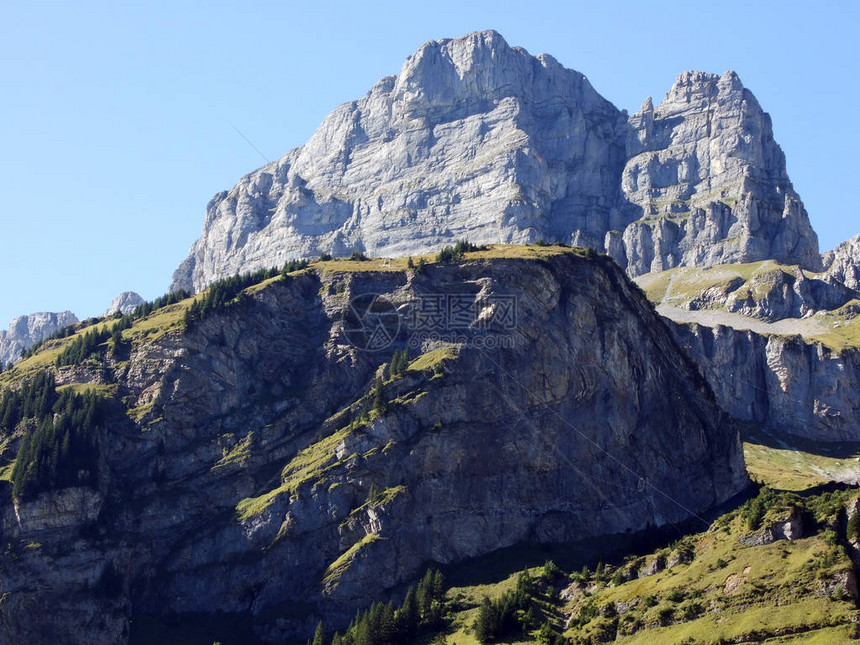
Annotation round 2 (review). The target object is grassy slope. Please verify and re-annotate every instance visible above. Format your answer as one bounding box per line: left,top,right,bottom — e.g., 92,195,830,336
430,436,860,645
744,440,860,491
635,261,807,304
0,294,196,386
634,261,860,351
311,243,585,274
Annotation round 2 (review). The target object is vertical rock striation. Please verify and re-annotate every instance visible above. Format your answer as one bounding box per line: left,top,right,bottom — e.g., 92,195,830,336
669,321,860,442
170,31,820,293
621,71,821,275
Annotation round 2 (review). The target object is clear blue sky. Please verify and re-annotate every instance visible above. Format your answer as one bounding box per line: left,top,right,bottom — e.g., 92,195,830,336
1,0,857,326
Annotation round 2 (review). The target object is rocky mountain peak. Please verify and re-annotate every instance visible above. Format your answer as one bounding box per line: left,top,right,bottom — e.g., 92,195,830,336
366,29,609,133
0,311,78,367
103,292,145,317
639,96,654,113
620,63,821,275
171,32,822,293
823,233,860,290
661,70,743,107
390,30,582,117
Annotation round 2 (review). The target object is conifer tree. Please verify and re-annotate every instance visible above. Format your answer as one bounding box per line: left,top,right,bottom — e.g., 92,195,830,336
400,587,418,635
474,596,497,643
312,620,327,645
372,380,387,415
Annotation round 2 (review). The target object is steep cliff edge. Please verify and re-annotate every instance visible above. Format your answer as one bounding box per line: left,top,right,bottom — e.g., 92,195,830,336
668,321,860,443
170,30,819,293
0,248,746,644
633,258,860,442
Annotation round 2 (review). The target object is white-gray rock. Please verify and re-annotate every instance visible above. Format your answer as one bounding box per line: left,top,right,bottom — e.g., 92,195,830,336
103,291,145,316
670,322,860,442
622,70,821,275
0,311,78,367
170,31,820,293
823,233,860,290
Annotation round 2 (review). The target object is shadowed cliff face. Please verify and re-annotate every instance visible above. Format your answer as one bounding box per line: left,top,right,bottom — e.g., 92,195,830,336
0,251,747,644
171,30,820,293
669,321,860,443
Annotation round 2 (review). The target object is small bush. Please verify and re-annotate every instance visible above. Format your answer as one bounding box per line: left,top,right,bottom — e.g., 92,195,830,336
666,588,685,603
679,600,704,620
848,511,860,542
745,497,766,531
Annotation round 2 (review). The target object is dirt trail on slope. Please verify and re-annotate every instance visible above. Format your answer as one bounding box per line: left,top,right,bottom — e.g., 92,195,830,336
656,305,828,338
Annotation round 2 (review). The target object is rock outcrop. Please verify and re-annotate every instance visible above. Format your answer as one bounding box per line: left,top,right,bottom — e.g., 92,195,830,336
0,311,78,367
0,251,747,643
637,262,859,323
669,321,860,442
171,31,819,293
738,508,804,546
103,292,145,317
621,71,821,275
824,233,860,291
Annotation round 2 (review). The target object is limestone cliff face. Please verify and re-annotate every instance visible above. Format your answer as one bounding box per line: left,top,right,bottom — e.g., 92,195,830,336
171,31,819,293
824,233,860,290
0,311,78,367
171,31,630,292
669,321,860,442
0,252,746,644
103,292,145,316
621,71,821,275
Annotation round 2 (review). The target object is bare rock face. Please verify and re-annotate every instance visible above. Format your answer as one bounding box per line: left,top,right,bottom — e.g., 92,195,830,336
171,31,629,291
738,509,804,546
0,253,747,643
170,31,820,293
669,322,860,442
2,488,103,535
0,310,78,367
622,71,821,276
103,292,145,317
824,233,860,291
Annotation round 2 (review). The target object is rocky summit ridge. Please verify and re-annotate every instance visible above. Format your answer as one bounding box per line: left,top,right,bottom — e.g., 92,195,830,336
171,30,821,293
